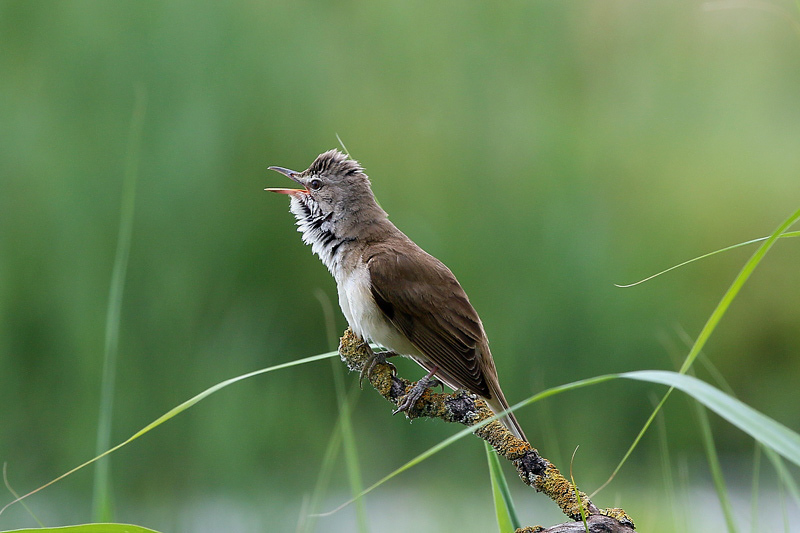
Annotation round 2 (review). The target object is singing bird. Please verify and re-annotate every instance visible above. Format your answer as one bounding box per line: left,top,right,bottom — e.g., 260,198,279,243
267,150,526,441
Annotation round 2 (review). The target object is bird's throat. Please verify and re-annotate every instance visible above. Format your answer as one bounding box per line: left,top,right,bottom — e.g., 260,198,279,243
289,195,353,274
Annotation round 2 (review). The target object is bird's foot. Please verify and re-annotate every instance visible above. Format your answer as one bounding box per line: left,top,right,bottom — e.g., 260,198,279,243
359,347,397,388
393,369,442,415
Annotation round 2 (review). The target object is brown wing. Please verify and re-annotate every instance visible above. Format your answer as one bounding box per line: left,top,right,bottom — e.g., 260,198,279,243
366,242,491,398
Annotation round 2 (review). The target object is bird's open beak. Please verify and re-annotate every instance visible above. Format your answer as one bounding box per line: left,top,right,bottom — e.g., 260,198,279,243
265,166,308,195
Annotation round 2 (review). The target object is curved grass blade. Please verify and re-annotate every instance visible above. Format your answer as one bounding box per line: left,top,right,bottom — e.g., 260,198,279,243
593,208,800,496
3,464,42,527
485,441,519,532
568,446,589,532
696,356,800,511
621,370,800,468
0,351,339,517
2,524,161,533
615,231,799,288
678,209,800,374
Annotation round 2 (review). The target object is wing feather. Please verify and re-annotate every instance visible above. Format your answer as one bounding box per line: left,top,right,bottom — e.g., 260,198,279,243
367,244,490,397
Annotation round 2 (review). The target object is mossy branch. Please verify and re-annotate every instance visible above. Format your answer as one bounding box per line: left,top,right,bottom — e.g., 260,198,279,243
338,328,636,533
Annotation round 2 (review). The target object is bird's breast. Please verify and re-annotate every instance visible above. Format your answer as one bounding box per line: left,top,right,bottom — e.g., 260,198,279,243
334,261,419,357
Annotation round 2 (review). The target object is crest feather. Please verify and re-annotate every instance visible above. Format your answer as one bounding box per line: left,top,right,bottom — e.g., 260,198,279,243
308,149,363,177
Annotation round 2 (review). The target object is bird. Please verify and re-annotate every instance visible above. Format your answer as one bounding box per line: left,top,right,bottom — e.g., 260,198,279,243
266,149,526,441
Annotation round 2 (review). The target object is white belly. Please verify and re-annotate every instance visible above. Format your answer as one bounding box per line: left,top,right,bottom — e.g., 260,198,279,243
335,262,420,357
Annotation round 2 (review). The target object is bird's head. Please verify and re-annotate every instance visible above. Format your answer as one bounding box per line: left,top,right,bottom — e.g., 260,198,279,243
266,149,374,223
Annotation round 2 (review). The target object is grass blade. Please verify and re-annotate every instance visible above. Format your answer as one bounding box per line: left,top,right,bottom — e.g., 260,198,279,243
485,441,519,532
92,87,147,522
331,362,369,532
750,444,761,533
568,447,589,532
335,134,352,158
763,447,800,511
2,524,162,533
297,382,365,533
678,209,800,374
313,289,369,532
594,208,800,495
0,351,338,517
651,394,677,531
2,464,42,527
621,370,800,468
615,231,799,288
692,400,737,532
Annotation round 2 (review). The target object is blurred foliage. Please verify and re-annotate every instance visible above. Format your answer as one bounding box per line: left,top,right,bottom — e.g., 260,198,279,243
1,1,799,531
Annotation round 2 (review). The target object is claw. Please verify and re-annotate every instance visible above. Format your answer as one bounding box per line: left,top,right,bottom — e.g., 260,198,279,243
393,368,440,415
359,348,397,388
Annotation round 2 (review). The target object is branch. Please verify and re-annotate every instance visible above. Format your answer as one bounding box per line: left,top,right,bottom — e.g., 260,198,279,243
338,328,636,533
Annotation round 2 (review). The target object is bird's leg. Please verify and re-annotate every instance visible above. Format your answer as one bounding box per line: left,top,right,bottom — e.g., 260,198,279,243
393,366,440,415
359,344,398,388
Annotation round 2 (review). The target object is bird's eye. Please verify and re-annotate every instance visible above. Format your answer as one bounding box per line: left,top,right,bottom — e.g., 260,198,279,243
308,178,323,191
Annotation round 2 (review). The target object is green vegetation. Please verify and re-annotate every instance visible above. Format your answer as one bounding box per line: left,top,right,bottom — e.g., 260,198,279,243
1,1,799,531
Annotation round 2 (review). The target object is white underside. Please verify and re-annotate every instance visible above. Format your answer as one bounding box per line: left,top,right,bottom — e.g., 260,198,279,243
335,261,422,359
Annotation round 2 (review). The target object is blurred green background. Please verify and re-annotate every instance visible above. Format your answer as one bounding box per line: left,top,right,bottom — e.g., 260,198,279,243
1,1,799,531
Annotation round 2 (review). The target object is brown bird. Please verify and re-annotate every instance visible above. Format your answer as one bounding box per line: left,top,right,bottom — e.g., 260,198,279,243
266,149,526,441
